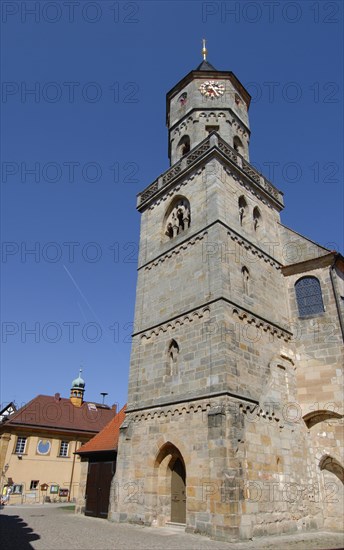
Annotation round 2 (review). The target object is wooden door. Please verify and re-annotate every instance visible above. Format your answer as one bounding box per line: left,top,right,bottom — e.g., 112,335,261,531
85,461,114,518
171,458,186,523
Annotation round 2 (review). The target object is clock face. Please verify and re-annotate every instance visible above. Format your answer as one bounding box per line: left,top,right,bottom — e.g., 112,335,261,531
37,439,51,455
199,80,225,99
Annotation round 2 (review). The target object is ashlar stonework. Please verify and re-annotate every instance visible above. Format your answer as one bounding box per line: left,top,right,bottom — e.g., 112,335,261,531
108,58,344,542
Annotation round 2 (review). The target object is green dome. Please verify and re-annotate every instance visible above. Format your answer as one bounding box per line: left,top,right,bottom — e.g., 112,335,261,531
71,370,85,389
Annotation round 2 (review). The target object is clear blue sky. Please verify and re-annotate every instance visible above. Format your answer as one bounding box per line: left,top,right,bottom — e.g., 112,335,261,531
1,1,343,410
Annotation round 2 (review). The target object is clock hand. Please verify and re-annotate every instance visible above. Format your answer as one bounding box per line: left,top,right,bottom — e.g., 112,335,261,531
209,84,219,97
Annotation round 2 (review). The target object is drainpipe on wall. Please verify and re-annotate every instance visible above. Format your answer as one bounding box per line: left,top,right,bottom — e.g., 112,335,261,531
68,441,77,502
330,254,344,341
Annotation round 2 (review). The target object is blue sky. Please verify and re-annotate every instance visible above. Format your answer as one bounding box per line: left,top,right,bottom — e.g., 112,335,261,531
1,1,343,410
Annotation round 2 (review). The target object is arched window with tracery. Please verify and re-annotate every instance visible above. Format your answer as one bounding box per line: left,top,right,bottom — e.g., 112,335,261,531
295,276,325,317
165,197,191,240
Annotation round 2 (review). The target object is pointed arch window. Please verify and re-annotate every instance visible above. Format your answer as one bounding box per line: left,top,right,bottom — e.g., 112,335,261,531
178,92,187,106
238,195,248,225
233,135,243,154
253,206,261,231
168,339,179,376
295,276,324,317
242,266,250,294
177,135,190,158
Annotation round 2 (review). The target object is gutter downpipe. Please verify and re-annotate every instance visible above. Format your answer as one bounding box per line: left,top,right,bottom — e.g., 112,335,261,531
68,441,77,502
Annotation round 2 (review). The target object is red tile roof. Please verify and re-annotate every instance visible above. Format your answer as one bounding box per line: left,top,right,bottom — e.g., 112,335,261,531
76,405,126,454
1,395,116,435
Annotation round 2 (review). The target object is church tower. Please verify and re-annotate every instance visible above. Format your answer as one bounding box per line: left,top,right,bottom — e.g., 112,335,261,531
109,46,342,540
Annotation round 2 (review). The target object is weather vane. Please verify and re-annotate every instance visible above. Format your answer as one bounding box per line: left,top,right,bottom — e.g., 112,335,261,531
202,38,207,61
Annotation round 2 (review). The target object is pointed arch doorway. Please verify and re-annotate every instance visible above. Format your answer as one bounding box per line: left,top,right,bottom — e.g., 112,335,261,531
171,457,186,523
155,442,186,525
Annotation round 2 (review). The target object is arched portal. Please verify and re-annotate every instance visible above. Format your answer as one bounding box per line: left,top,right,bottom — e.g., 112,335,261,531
155,442,186,524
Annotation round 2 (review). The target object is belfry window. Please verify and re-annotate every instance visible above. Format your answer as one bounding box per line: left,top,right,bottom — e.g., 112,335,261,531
178,92,187,106
177,135,190,158
165,197,191,240
295,277,325,317
206,125,219,134
233,136,243,154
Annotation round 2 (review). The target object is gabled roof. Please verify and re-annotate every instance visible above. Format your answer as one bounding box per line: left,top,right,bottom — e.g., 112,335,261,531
76,405,127,454
0,394,116,435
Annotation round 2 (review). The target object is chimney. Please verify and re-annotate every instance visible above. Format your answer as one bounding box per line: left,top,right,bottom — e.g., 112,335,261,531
54,393,61,402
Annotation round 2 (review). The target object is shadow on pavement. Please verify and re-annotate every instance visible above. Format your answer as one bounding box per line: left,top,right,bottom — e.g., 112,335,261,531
0,512,40,549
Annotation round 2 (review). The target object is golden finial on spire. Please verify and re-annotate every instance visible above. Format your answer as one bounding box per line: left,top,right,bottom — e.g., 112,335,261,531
202,38,207,61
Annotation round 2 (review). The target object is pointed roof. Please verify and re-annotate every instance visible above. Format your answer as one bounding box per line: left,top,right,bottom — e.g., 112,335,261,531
195,60,217,71
76,405,127,454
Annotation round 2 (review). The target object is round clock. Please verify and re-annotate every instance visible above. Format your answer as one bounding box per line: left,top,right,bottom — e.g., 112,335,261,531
37,439,51,455
199,80,225,99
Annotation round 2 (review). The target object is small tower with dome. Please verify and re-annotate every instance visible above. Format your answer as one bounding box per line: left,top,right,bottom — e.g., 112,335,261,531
70,368,85,407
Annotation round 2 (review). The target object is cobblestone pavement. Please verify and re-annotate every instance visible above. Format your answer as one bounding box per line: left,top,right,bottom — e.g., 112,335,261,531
1,504,343,550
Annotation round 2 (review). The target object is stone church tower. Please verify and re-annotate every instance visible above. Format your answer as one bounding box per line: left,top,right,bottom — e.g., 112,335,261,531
109,47,344,541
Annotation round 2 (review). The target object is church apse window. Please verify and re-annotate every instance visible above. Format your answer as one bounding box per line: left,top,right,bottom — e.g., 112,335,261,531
295,276,325,317
177,135,190,158
238,195,248,226
165,197,191,240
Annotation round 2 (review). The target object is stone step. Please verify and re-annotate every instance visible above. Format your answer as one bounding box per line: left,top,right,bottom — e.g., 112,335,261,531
165,521,186,531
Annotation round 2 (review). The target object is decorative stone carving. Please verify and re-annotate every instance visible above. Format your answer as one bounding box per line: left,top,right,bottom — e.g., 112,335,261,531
165,198,190,239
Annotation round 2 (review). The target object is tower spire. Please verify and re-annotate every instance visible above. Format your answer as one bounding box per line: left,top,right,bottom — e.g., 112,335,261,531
202,38,207,61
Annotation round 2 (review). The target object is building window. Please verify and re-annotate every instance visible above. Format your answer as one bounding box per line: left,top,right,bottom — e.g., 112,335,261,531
12,484,23,494
238,195,248,226
178,92,187,105
177,135,190,158
15,437,27,454
233,135,243,154
30,480,39,490
235,93,242,106
50,484,59,494
165,197,191,240
242,266,250,294
295,276,325,317
168,339,180,376
206,125,219,134
253,206,261,231
59,441,69,457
